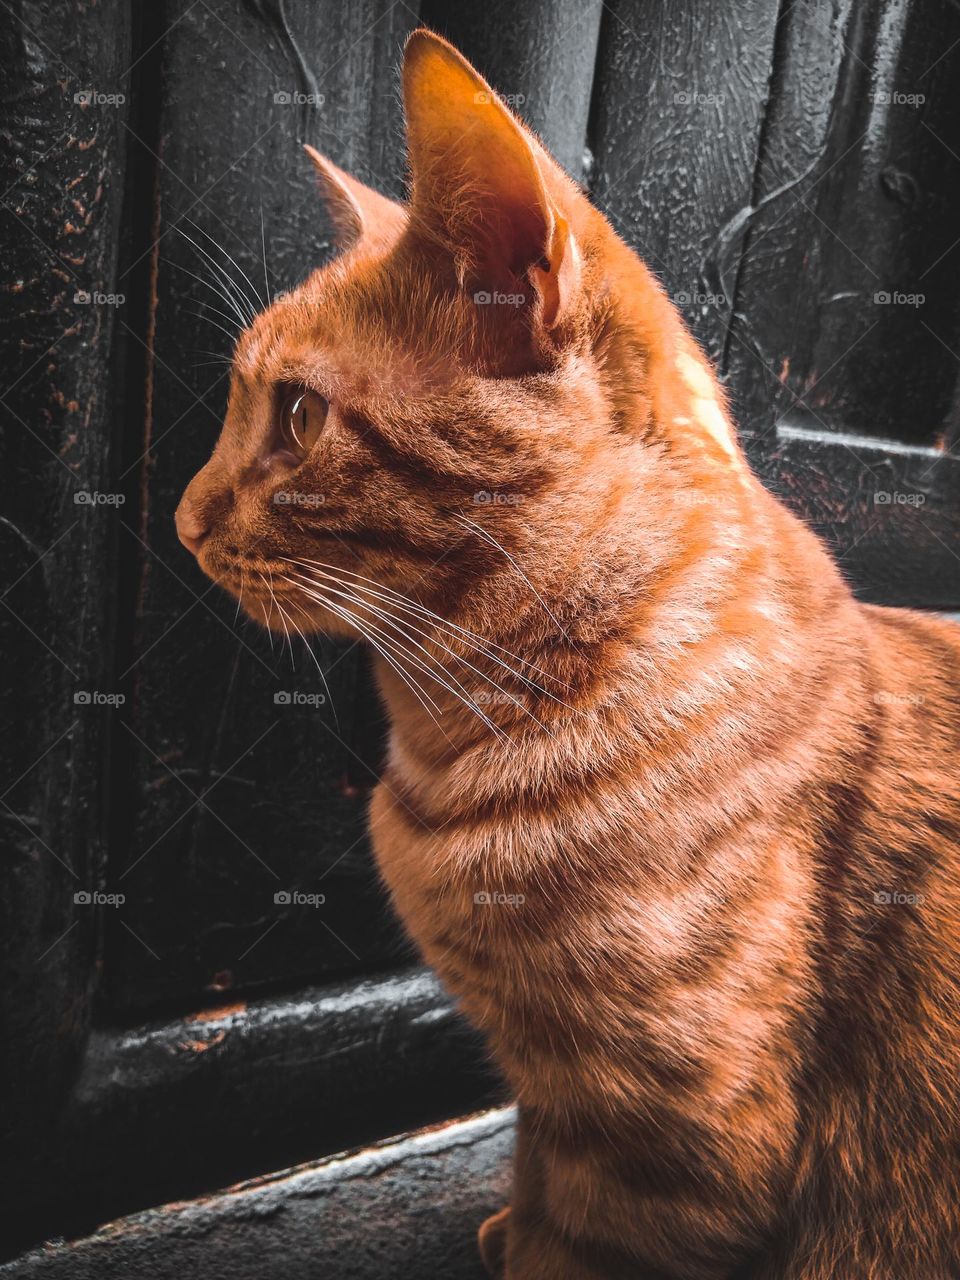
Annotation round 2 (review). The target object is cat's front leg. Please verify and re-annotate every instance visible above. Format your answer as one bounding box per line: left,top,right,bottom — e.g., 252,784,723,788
479,1112,648,1280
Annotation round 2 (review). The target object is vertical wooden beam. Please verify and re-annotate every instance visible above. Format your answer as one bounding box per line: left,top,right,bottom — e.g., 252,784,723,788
0,0,132,1210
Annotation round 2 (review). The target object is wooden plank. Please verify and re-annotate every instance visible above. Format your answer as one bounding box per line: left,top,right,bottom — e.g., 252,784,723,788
418,0,604,181
0,0,131,1219
0,966,502,1259
111,0,420,1013
589,0,783,365
726,0,960,447
752,425,960,608
0,1108,516,1280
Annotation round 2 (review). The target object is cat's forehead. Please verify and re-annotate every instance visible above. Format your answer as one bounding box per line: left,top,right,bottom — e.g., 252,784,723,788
233,256,462,400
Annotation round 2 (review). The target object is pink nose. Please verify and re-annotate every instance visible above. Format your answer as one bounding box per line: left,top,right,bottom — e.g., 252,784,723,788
175,503,210,557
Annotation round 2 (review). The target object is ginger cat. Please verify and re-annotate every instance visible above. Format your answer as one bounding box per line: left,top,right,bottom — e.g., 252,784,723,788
175,29,960,1280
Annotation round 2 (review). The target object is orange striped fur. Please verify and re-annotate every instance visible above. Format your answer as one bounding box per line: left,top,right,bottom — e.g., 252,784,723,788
176,30,960,1280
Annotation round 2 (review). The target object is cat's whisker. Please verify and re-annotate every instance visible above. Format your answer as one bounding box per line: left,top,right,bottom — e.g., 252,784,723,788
284,555,570,693
296,582,451,737
184,216,266,316
286,561,572,721
286,566,554,733
175,225,257,325
285,576,512,737
183,308,240,349
259,599,275,651
284,595,340,729
167,236,253,327
184,296,245,334
287,576,507,742
259,200,272,308
288,578,449,718
268,571,297,670
164,256,250,326
453,512,578,650
257,573,279,654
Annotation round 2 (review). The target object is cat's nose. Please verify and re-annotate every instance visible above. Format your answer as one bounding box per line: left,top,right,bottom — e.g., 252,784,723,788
175,501,210,556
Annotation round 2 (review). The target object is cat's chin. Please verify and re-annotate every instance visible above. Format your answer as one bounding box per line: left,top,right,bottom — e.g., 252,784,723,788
237,593,362,643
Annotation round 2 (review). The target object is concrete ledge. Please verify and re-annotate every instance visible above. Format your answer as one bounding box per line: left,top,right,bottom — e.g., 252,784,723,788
0,1108,516,1280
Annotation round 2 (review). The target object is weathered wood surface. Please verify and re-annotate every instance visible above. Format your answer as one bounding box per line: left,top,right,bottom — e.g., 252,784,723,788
590,0,783,366
0,1109,517,1280
0,0,132,1235
1,966,501,1257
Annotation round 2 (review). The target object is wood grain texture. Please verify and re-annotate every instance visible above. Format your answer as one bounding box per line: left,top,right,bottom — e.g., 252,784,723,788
0,1108,516,1280
726,0,960,447
0,0,132,1218
0,966,501,1260
589,0,782,364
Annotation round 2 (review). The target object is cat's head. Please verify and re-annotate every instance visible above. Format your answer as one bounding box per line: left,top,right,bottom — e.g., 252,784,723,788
175,29,712,641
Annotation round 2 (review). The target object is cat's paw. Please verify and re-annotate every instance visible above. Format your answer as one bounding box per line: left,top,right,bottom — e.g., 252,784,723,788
478,1205,511,1277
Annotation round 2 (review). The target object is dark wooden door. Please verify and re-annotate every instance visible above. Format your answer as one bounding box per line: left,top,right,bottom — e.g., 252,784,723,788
2,0,958,1264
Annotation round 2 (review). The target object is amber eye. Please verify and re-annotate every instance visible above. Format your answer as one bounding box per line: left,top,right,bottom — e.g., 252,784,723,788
279,386,329,458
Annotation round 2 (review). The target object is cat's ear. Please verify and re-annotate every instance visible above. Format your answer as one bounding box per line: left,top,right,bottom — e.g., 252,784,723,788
304,145,406,251
402,30,579,330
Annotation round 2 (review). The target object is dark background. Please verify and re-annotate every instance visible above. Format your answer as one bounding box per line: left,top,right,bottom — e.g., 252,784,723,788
1,0,959,1270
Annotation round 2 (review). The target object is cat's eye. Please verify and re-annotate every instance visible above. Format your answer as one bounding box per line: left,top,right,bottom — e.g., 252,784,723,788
278,386,329,458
